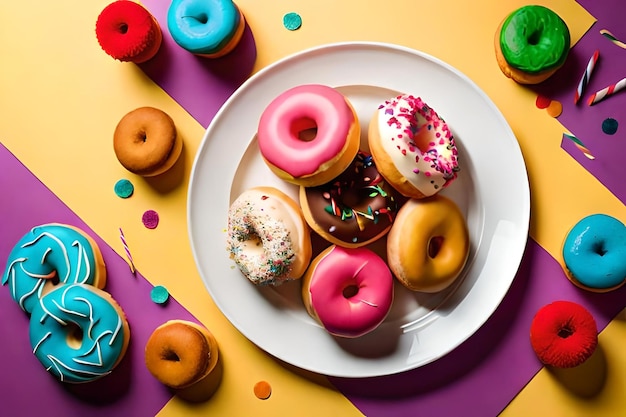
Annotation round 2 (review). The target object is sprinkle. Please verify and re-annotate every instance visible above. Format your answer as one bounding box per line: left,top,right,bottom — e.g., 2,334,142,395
535,95,551,109
150,285,169,304
119,227,136,273
563,133,595,160
588,77,626,106
602,118,619,135
600,29,626,49
142,210,159,229
283,12,302,31
546,100,563,118
574,50,600,104
254,381,272,400
114,179,134,198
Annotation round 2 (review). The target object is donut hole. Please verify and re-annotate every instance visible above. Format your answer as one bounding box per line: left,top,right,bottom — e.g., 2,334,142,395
428,236,444,258
195,13,209,24
558,325,574,339
162,348,181,362
290,117,318,142
527,29,542,46
342,284,360,299
592,241,607,257
117,23,129,35
66,323,84,349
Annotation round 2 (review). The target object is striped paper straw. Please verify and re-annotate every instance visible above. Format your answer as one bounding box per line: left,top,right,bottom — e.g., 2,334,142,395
588,77,626,106
574,50,599,104
600,29,626,49
563,133,595,160
119,227,136,273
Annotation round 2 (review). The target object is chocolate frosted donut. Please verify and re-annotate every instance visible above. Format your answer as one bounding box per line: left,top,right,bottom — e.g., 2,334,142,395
299,151,399,248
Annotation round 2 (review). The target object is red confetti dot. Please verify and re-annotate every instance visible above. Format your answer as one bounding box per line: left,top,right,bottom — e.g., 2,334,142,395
142,210,159,229
536,95,552,109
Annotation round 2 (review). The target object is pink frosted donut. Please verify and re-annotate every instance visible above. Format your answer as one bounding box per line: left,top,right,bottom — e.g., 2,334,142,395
257,84,361,187
301,245,394,338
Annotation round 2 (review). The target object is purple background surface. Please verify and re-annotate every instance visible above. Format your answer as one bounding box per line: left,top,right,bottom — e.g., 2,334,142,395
533,0,626,202
0,143,200,417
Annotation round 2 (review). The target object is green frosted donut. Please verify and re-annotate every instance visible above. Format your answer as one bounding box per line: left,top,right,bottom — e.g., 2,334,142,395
499,5,570,74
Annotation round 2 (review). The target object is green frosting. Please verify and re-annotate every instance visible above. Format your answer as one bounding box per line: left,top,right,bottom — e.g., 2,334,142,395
500,5,570,74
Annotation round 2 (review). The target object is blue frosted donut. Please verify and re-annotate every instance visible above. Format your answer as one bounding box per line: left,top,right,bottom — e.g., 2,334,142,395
562,214,626,292
1,224,107,314
167,0,245,57
29,284,130,383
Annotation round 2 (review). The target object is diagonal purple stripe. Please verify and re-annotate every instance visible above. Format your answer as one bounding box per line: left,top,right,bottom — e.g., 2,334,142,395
0,142,201,417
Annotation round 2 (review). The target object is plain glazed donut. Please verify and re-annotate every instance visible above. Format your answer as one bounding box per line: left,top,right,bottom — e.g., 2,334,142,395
299,151,400,248
368,94,460,199
29,284,130,383
257,84,361,187
494,5,570,84
1,223,107,314
387,195,470,293
530,301,598,368
301,245,394,338
113,107,182,177
561,214,626,292
167,0,246,58
227,186,312,286
145,320,222,400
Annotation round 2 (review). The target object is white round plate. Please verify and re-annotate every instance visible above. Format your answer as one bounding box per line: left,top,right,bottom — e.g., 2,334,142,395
188,42,530,378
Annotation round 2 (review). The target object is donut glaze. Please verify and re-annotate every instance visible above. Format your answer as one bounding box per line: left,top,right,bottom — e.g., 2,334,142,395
387,195,470,293
499,5,570,74
530,301,598,368
29,284,130,383
300,151,399,248
368,94,459,199
257,84,360,187
167,0,245,57
562,214,626,292
113,107,181,177
301,246,394,338
227,187,312,286
1,224,106,314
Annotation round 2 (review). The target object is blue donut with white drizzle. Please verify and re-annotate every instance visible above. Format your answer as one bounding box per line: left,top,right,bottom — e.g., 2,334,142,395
2,224,107,314
29,284,130,383
562,214,626,292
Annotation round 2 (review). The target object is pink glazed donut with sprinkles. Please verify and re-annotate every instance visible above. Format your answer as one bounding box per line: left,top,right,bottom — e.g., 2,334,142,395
301,245,394,338
257,84,361,187
368,94,460,199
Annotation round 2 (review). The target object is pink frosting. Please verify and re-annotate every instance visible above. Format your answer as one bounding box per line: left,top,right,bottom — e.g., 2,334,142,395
307,246,394,338
257,84,355,177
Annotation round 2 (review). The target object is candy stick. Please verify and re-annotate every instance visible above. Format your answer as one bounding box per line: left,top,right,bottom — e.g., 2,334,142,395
119,227,136,273
574,50,599,104
600,29,626,49
587,77,626,106
563,133,595,160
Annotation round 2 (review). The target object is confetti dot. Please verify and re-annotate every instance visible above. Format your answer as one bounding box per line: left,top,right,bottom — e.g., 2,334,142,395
283,12,302,31
535,95,552,109
254,381,272,400
151,285,169,304
546,100,563,118
602,118,619,135
114,179,134,198
142,210,159,229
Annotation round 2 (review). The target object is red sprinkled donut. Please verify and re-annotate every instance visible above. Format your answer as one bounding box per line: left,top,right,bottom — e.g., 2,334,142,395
529,300,598,368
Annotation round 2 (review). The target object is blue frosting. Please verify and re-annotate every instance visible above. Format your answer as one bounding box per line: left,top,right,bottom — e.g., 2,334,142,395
29,284,127,383
167,0,239,54
563,214,626,289
1,224,103,314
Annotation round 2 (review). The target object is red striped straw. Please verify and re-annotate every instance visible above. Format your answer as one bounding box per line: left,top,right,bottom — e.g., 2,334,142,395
574,50,599,104
588,77,626,106
119,227,136,273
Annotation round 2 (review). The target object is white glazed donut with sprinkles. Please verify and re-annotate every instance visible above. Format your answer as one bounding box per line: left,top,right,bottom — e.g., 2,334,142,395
227,186,312,286
368,94,460,199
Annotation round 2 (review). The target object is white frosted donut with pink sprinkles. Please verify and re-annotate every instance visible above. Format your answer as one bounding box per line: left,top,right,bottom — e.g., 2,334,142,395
368,94,460,199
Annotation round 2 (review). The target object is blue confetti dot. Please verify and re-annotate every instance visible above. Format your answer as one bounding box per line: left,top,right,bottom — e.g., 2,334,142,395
602,118,618,135
283,12,302,31
114,179,134,198
151,285,169,304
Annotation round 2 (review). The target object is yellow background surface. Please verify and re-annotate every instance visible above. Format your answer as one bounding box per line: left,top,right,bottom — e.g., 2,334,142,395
1,0,625,416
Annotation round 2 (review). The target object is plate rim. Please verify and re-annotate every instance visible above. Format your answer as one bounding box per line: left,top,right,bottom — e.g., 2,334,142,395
187,41,530,377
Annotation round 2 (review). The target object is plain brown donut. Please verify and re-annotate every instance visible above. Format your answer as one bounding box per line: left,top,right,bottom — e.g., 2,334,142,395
113,107,181,176
144,320,220,390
